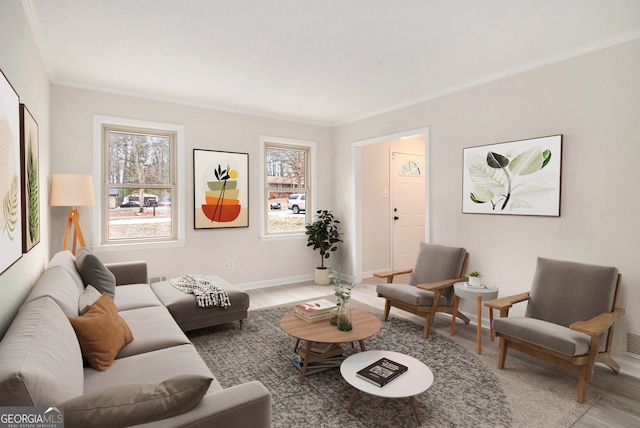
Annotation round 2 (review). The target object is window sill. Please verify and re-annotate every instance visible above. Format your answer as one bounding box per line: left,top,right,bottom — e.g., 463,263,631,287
260,233,306,241
92,239,186,253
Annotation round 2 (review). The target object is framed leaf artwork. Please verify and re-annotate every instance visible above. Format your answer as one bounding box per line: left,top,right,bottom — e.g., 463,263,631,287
0,69,22,273
462,135,562,216
193,149,249,229
20,104,40,252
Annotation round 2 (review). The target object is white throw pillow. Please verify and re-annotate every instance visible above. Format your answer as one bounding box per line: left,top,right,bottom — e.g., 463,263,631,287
78,285,103,315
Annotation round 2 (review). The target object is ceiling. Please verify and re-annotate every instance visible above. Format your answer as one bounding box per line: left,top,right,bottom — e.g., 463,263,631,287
24,0,640,126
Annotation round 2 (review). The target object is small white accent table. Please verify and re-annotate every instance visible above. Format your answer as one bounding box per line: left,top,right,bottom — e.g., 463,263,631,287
340,350,433,426
451,282,499,354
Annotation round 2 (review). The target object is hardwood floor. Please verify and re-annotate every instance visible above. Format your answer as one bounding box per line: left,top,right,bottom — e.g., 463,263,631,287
246,278,640,428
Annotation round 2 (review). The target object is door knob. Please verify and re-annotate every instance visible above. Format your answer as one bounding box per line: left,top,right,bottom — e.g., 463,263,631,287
394,216,399,221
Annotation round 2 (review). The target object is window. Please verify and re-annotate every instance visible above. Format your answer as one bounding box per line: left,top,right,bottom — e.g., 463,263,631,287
261,137,314,237
93,116,185,250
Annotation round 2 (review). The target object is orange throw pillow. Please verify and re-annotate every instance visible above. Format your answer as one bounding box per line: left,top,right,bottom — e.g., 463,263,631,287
68,293,133,371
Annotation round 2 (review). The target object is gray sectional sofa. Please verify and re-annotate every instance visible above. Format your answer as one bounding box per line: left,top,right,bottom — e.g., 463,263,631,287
0,250,271,427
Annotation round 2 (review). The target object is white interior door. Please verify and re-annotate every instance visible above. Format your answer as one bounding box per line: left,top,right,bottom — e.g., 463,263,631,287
391,152,426,270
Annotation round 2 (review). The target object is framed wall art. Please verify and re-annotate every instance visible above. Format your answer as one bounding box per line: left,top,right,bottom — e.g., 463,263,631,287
462,135,562,216
0,69,22,273
193,149,249,229
20,104,40,252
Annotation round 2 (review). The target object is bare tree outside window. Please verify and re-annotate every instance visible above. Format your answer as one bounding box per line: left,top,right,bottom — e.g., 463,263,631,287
106,128,175,242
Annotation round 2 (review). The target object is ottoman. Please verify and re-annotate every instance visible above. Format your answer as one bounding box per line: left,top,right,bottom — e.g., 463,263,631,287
151,275,249,332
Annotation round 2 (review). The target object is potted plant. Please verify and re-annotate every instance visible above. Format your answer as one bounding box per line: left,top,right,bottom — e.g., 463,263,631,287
467,270,482,287
305,210,343,285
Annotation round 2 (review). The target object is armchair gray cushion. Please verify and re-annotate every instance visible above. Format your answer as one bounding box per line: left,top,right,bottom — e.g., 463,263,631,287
525,257,618,327
377,243,467,306
493,257,619,356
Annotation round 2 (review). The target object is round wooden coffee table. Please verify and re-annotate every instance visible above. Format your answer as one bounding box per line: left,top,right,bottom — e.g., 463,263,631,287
280,308,381,384
340,350,433,426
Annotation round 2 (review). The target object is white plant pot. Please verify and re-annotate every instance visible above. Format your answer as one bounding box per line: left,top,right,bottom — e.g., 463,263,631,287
314,267,331,285
468,276,481,287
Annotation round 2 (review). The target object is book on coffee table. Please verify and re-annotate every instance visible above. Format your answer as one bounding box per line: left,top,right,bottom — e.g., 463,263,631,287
356,357,408,387
295,299,336,314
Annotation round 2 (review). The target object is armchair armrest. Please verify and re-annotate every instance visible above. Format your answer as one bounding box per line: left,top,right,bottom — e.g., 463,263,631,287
416,277,464,292
484,292,530,317
105,261,148,286
373,268,413,283
570,307,625,337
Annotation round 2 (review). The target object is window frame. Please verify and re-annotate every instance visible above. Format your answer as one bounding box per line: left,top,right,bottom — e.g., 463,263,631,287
92,115,185,251
260,136,316,240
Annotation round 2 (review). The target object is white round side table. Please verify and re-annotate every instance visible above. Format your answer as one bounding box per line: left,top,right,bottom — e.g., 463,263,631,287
340,350,433,426
451,282,499,354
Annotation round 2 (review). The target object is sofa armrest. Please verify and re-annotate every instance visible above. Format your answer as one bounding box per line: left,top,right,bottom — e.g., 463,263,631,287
373,268,413,283
106,261,148,286
134,381,271,428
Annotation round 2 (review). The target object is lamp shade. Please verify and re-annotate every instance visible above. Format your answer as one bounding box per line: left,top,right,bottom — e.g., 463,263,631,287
50,174,95,207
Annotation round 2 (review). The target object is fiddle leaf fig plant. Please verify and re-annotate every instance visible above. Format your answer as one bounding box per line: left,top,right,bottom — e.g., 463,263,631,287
305,210,342,268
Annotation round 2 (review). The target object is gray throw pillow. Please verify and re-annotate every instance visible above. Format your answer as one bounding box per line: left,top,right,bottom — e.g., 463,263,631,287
75,247,116,298
57,374,213,428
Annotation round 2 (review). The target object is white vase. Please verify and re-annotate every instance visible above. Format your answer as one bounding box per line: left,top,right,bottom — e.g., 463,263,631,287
314,267,331,285
468,276,481,287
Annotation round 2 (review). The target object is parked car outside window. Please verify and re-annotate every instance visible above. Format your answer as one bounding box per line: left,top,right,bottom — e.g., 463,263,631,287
287,193,306,214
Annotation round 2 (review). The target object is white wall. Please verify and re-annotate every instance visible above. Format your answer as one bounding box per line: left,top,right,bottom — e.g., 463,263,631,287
0,1,51,338
50,86,333,285
333,39,640,375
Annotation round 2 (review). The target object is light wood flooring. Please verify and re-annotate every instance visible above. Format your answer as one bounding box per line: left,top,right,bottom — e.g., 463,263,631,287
246,277,640,428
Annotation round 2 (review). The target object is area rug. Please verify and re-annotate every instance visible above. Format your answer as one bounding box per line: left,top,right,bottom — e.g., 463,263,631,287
188,299,599,427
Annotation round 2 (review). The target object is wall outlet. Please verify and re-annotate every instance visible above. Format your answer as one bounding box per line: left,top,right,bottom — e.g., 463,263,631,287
228,260,234,269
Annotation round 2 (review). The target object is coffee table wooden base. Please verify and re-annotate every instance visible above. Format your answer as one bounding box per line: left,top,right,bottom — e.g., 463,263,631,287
280,308,382,384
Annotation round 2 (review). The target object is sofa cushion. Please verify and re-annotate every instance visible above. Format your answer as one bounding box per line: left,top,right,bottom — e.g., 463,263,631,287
113,283,163,311
75,247,116,298
25,265,84,317
116,306,191,358
58,374,213,428
68,294,134,371
48,250,85,291
83,344,222,394
0,297,84,406
78,285,102,315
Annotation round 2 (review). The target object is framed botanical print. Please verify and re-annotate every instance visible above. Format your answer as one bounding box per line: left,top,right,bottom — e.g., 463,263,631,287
193,149,249,229
20,104,40,252
0,69,22,273
462,135,562,216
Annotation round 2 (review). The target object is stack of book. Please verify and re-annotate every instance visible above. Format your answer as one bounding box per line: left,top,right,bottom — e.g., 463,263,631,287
294,298,337,323
292,342,344,375
356,357,408,387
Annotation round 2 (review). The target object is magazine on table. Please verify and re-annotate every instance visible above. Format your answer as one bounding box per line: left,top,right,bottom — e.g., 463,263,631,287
356,357,408,387
294,299,336,314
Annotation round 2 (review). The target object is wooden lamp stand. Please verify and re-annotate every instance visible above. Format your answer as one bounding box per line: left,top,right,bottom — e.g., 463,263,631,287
63,209,86,255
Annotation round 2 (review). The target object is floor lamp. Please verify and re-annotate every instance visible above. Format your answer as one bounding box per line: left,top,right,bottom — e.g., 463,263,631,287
50,174,95,255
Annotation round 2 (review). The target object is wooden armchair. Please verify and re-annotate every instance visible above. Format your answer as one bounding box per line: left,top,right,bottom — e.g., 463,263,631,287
375,243,470,338
485,257,625,403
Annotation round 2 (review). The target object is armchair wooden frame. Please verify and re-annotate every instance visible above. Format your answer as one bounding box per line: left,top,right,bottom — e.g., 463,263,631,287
375,252,470,339
484,274,625,403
